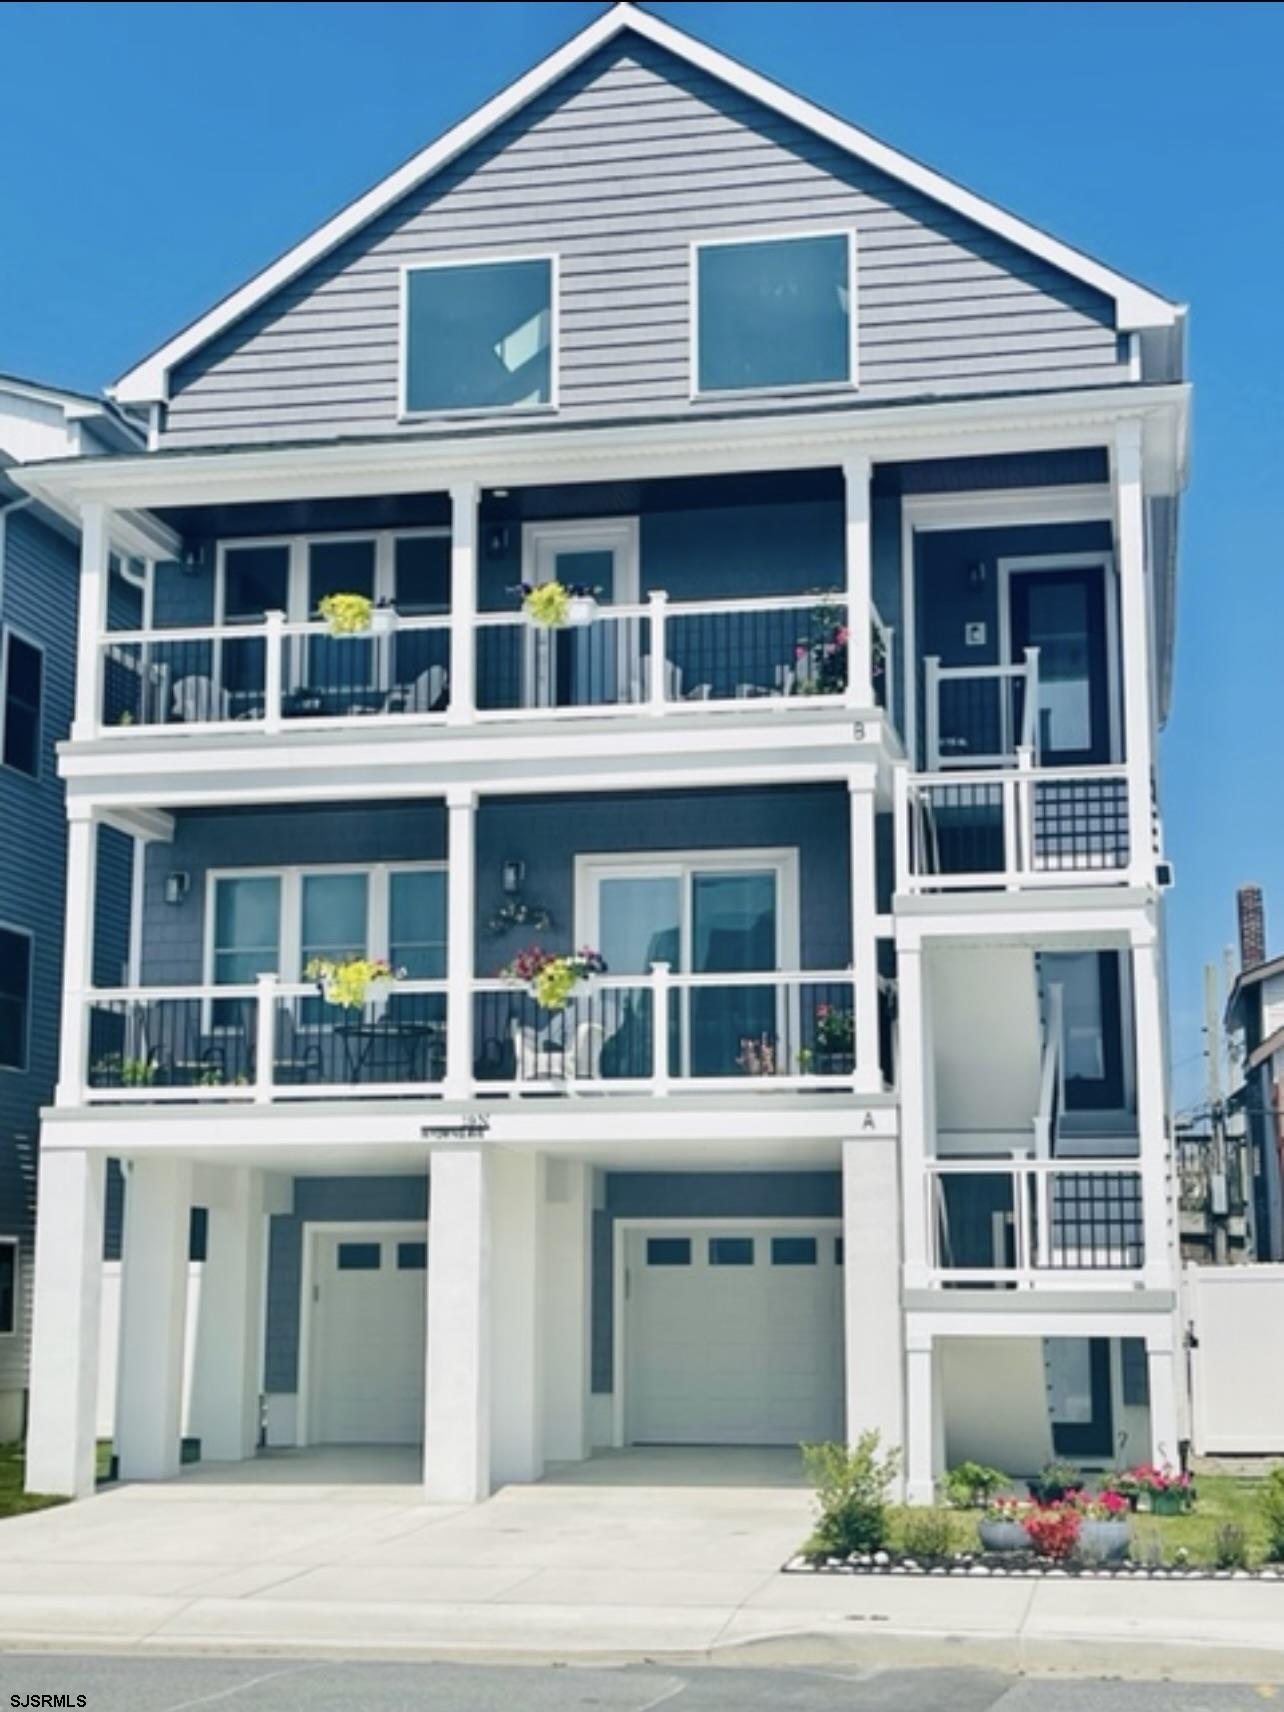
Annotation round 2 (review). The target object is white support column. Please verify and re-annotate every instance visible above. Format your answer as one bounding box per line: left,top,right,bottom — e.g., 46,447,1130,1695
490,1150,544,1486
843,454,874,709
1131,927,1174,1288
186,1168,266,1462
25,1149,105,1497
541,1157,592,1464
848,778,882,1094
904,1331,938,1505
1145,1327,1180,1468
56,809,99,1107
842,1138,905,1475
116,1156,193,1481
1112,421,1156,886
896,940,933,1286
446,481,479,726
73,501,110,739
444,789,476,1098
424,1147,491,1502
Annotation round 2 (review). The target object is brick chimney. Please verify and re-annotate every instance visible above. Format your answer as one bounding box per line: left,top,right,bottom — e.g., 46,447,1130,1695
1238,885,1267,970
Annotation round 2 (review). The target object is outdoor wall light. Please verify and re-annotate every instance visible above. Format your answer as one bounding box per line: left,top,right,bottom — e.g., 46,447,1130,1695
164,871,191,905
967,561,988,588
501,859,525,896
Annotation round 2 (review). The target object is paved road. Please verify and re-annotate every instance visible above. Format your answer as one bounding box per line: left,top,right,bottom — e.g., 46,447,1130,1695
0,1657,1275,1711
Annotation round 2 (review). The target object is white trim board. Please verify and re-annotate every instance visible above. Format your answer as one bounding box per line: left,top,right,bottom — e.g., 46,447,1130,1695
110,4,1180,406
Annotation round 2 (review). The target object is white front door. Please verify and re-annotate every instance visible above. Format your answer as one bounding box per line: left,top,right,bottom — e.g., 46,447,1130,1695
309,1228,427,1444
624,1225,843,1445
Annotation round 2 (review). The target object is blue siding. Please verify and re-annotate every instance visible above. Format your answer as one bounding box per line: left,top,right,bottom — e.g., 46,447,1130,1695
93,825,134,987
591,1170,842,1392
265,1175,427,1393
0,511,77,1396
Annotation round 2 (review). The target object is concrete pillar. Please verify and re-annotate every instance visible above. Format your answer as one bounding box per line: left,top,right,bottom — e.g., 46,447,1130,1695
1145,1330,1180,1468
424,1147,490,1501
490,1150,544,1486
25,1149,105,1497
904,1331,938,1505
541,1157,591,1465
116,1156,193,1480
187,1168,266,1461
842,1138,905,1470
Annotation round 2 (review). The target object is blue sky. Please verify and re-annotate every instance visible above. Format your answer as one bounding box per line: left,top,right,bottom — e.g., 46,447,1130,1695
1,1,1278,1106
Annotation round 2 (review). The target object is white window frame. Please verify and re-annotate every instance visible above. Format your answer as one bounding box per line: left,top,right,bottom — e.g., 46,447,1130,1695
520,518,640,604
0,919,33,1075
215,527,450,627
203,861,448,996
689,227,859,401
398,252,560,421
0,1235,17,1338
0,625,45,781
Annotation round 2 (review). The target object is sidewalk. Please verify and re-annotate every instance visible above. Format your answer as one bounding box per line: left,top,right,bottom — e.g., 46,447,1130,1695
0,1449,1281,1680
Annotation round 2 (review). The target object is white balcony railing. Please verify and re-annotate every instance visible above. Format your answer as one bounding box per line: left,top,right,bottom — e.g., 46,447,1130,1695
76,967,872,1105
924,648,1039,770
925,1157,1145,1285
895,754,1136,892
96,594,894,734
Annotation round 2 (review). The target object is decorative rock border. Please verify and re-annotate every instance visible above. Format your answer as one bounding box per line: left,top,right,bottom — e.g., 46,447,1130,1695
785,1551,1284,1581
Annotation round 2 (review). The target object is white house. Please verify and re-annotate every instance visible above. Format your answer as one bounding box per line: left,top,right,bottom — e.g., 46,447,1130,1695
15,2,1188,1503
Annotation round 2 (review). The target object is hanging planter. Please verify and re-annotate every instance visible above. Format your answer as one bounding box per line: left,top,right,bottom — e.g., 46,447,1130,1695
317,592,375,637
499,945,606,1011
517,581,600,630
306,956,402,1010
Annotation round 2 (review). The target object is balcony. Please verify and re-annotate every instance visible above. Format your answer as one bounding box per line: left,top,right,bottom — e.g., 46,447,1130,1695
97,595,893,736
925,1157,1145,1285
75,968,878,1105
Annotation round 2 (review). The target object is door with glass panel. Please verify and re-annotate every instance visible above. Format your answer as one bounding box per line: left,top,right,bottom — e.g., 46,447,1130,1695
523,521,640,709
584,858,789,1080
304,539,379,715
209,874,281,1077
218,544,291,721
1008,565,1112,766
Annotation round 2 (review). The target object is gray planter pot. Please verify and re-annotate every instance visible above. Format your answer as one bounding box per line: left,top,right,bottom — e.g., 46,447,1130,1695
978,1519,1030,1553
1077,1519,1130,1564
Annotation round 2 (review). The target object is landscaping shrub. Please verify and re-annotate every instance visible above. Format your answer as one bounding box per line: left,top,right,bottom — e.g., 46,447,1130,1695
941,1461,1008,1509
1213,1522,1250,1570
900,1507,955,1559
1024,1503,1082,1560
801,1432,902,1557
1260,1467,1284,1562
1027,1459,1083,1504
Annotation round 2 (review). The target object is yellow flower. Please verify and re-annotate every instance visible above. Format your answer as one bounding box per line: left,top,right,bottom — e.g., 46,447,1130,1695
318,592,374,636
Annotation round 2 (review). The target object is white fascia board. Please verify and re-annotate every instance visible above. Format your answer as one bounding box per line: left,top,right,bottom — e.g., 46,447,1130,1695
11,384,1192,514
111,3,1180,406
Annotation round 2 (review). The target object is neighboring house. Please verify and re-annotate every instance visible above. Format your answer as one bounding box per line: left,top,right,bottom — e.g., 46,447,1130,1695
15,3,1189,1502
1225,885,1284,1261
0,373,143,1438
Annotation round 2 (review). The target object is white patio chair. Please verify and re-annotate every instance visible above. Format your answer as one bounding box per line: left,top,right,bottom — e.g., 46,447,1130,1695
171,675,232,723
384,663,448,715
510,1017,604,1085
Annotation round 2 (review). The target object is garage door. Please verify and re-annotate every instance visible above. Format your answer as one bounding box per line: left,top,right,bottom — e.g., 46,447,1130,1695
624,1226,843,1446
309,1229,427,1445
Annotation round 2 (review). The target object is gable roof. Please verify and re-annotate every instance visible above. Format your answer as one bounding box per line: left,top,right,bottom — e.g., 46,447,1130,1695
112,2,1183,407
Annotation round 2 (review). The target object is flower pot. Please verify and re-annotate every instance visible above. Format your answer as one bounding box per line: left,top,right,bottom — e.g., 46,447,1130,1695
1077,1519,1131,1564
567,595,598,628
1027,1481,1083,1504
978,1520,1030,1554
811,1051,856,1076
1147,1489,1186,1516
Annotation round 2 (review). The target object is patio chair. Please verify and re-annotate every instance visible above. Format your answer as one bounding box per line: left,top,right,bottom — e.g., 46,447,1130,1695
510,1017,605,1086
383,663,448,715
171,674,232,724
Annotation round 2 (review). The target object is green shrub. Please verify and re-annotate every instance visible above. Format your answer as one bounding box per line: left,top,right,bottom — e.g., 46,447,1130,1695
1213,1522,1250,1570
1261,1467,1284,1562
801,1432,902,1557
941,1461,1008,1509
900,1507,955,1559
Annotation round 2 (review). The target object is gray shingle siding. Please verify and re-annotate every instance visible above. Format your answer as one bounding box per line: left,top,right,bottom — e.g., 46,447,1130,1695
0,512,77,1399
162,34,1127,449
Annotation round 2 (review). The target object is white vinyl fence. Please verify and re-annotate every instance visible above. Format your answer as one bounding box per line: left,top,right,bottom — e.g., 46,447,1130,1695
1185,1264,1284,1454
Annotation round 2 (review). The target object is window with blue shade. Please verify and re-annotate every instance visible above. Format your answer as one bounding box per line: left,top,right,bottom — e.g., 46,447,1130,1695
337,1242,381,1271
696,233,852,393
404,258,554,413
771,1236,818,1266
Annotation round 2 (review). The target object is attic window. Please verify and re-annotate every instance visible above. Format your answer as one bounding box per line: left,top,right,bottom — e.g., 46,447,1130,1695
695,232,854,394
402,257,554,415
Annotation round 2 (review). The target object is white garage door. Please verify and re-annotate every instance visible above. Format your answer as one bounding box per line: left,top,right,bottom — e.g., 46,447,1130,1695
309,1229,427,1445
625,1226,844,1446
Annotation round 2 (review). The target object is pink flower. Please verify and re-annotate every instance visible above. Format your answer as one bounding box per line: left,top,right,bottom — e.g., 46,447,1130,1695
835,626,850,645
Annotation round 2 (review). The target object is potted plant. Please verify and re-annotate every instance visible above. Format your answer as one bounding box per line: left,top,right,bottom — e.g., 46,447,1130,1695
792,597,849,696
1027,1459,1083,1505
485,897,553,938
306,955,402,1010
1024,1502,1082,1562
518,581,600,629
317,591,379,637
942,1461,1009,1510
1134,1464,1193,1515
804,1002,855,1075
1074,1491,1132,1564
977,1496,1031,1554
500,945,606,1011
